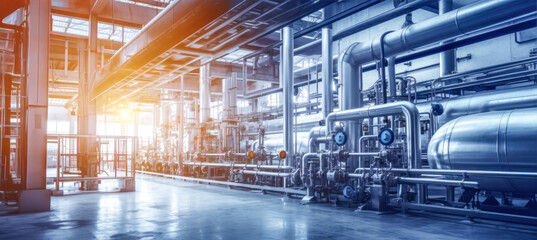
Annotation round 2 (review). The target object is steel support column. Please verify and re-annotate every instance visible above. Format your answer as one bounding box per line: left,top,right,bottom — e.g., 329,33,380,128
77,11,98,190
199,64,211,123
19,0,51,213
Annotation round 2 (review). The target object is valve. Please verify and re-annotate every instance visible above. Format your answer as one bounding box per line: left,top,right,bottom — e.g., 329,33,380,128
431,103,444,116
278,150,287,159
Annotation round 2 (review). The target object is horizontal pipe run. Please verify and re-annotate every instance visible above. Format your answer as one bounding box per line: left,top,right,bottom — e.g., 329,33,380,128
183,162,294,170
326,101,421,169
239,170,293,178
203,153,226,157
396,177,479,189
353,168,537,178
348,152,380,157
398,203,537,226
137,170,305,195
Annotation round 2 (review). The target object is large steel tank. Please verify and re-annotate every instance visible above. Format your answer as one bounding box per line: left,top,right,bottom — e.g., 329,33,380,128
428,108,537,193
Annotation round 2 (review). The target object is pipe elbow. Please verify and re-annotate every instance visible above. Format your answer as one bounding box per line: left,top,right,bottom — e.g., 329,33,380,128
399,101,420,116
340,42,361,67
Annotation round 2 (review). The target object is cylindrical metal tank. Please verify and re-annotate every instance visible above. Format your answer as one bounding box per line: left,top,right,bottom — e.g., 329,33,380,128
428,108,537,192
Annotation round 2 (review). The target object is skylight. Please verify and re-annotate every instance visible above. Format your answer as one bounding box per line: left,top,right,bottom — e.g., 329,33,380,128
52,14,140,43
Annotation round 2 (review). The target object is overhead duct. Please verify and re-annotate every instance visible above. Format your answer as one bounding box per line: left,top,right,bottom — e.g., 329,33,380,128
92,0,236,99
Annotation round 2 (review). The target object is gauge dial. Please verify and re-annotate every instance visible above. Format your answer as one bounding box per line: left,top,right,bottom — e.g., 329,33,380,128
333,131,348,146
378,128,395,146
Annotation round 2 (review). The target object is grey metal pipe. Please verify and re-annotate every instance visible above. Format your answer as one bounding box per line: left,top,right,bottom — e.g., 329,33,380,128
344,0,535,67
348,152,379,157
326,101,421,169
202,153,225,157
239,170,293,178
396,177,479,189
282,26,294,166
387,56,396,100
340,0,537,111
339,44,362,157
222,72,238,119
322,27,333,118
398,203,537,226
439,0,456,77
294,0,438,56
353,168,537,178
183,162,294,170
307,126,326,153
358,135,377,168
302,152,319,178
199,64,210,123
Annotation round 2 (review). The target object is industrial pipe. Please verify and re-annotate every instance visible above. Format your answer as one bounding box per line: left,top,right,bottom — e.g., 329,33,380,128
322,27,333,118
396,177,479,189
339,0,537,113
183,162,294,170
307,126,326,153
199,64,211,123
282,26,294,166
326,101,421,169
439,0,456,77
239,170,293,178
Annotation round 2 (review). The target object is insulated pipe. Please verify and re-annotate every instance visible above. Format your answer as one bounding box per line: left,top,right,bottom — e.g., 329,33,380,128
387,57,396,100
239,170,293,178
302,153,319,178
395,177,479,189
199,64,211,123
379,31,393,104
439,0,456,77
307,126,326,153
348,152,379,157
222,72,238,119
339,43,362,156
322,27,333,118
353,168,537,178
326,101,421,169
345,0,536,66
282,26,294,166
397,203,537,226
183,162,294,170
340,0,537,108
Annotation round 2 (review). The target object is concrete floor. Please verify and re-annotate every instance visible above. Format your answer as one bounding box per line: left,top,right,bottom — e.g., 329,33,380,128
1,175,536,240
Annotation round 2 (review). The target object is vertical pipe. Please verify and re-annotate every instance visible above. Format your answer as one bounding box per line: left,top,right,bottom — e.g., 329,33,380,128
439,0,455,77
223,77,230,118
179,75,184,171
321,27,333,118
339,43,362,157
230,72,238,116
64,40,68,75
282,26,294,166
388,56,396,99
199,64,210,123
242,59,247,95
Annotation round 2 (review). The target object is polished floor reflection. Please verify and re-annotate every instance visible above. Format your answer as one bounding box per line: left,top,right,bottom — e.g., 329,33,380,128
1,175,536,239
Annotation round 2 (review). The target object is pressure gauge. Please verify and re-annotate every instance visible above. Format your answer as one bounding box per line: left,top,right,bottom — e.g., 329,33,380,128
333,131,348,146
378,128,395,146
